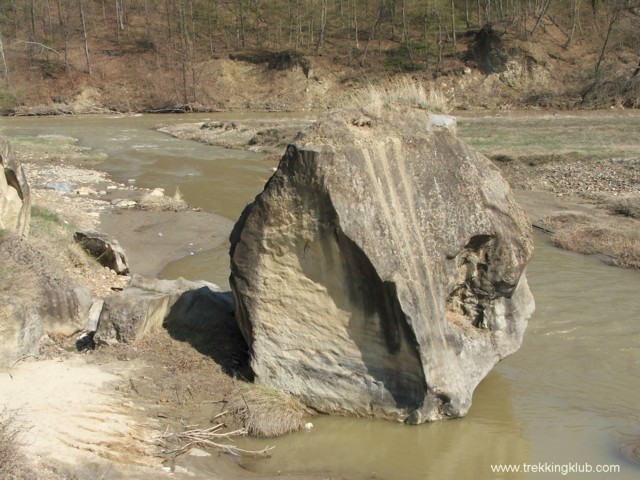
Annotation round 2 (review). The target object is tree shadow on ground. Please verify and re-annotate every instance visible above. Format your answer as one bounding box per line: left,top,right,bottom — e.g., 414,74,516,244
163,287,254,381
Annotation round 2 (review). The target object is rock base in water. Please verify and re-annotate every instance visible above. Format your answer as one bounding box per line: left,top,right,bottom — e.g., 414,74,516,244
230,107,535,423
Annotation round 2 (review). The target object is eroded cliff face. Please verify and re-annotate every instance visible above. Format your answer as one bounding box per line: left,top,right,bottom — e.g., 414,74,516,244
229,107,534,423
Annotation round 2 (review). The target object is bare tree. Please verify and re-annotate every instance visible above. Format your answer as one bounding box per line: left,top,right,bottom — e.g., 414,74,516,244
316,0,328,52
78,0,92,74
360,0,383,66
451,0,456,48
0,28,9,86
594,0,623,77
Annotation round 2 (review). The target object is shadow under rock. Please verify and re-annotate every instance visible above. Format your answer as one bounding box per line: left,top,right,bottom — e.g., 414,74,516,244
163,287,253,381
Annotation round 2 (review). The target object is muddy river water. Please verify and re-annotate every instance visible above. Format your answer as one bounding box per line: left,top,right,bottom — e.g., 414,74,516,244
1,113,638,479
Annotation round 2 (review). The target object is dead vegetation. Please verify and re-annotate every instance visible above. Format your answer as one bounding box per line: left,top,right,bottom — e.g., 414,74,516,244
139,187,189,212
159,411,274,457
0,233,41,303
0,408,38,480
540,212,640,269
229,383,311,438
348,78,449,117
604,195,640,219
27,204,123,297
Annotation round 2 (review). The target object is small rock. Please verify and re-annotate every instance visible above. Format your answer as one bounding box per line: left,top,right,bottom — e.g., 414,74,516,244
44,181,75,193
112,199,137,208
76,186,95,196
106,185,118,190
188,448,211,457
149,187,165,197
158,232,163,237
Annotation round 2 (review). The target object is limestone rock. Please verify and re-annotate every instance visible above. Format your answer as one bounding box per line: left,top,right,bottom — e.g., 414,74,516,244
0,137,31,237
229,107,535,424
95,275,226,345
74,230,130,274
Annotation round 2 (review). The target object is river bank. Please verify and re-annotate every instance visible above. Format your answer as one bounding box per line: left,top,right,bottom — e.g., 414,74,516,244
1,110,638,479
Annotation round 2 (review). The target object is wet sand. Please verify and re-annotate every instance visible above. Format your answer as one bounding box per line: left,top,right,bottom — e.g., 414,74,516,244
100,209,234,279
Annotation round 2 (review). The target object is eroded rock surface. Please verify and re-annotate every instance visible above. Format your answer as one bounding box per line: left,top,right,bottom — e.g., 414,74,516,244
74,230,130,274
229,107,535,423
0,136,31,237
0,234,92,365
95,275,227,345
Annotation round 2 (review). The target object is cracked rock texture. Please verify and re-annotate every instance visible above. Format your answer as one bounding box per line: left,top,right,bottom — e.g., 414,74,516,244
229,107,535,424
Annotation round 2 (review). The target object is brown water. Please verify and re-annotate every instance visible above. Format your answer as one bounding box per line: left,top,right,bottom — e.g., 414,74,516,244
1,113,639,479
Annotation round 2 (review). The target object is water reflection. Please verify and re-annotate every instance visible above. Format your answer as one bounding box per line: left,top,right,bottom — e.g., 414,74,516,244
238,372,529,480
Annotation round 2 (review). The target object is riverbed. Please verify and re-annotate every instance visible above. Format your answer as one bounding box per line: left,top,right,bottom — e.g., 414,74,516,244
1,113,638,479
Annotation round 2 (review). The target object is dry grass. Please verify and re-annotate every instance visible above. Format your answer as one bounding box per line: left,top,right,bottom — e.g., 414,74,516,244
0,408,38,480
605,196,640,219
348,78,449,118
27,204,100,281
539,212,593,231
138,187,188,212
0,234,42,304
553,225,640,269
228,383,311,438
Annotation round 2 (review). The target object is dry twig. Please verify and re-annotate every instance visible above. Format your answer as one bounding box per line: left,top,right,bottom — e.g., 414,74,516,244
158,411,274,457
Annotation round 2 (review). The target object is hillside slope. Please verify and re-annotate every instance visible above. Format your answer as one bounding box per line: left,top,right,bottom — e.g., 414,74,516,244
0,1,638,113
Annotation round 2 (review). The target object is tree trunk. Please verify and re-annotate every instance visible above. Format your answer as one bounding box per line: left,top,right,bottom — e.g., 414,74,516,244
530,0,551,37
451,0,457,48
0,29,9,86
78,0,92,75
360,0,383,66
423,0,430,71
594,2,622,78
402,0,414,67
316,0,327,53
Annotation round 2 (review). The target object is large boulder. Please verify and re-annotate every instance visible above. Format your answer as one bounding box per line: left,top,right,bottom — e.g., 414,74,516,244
229,106,535,424
0,137,30,237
